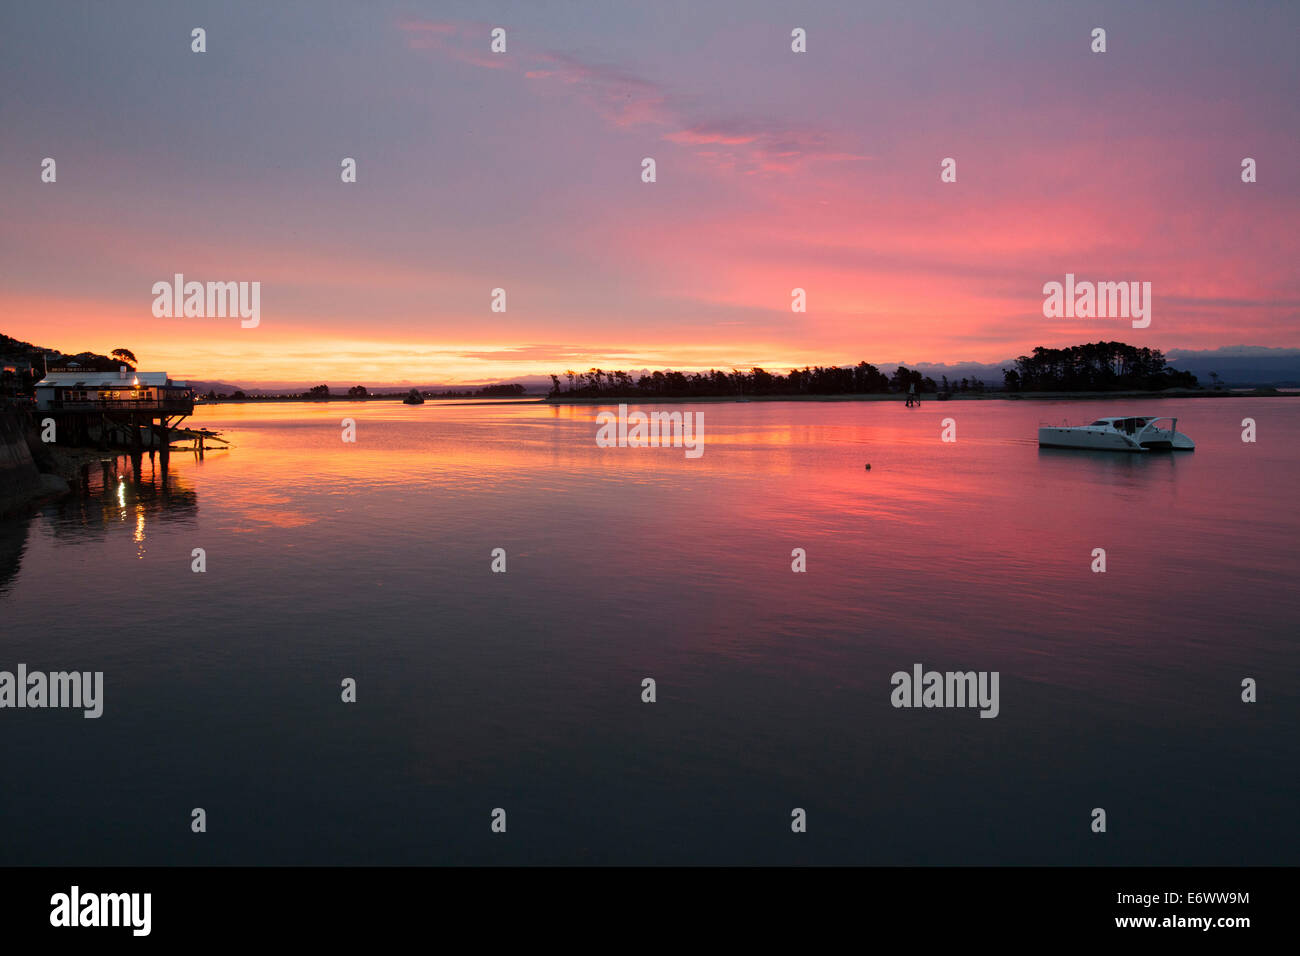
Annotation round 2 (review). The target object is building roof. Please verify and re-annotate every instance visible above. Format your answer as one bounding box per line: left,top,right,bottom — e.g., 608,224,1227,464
35,371,187,388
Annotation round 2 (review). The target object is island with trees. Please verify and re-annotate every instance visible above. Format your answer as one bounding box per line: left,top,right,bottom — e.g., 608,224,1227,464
1001,342,1198,392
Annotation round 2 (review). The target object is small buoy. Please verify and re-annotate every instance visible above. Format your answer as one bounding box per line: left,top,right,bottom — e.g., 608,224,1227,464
864,463,871,470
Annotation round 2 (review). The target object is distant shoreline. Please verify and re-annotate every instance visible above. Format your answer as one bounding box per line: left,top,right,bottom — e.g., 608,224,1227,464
541,388,1293,406
190,388,1296,408
197,396,544,406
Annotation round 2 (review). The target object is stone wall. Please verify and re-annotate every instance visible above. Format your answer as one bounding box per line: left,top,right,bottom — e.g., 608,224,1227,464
0,405,41,505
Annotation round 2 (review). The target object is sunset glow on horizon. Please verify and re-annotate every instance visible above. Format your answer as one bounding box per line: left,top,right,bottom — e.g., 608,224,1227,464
3,1,1297,386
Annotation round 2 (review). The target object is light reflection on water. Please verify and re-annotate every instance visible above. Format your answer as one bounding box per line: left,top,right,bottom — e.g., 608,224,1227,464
1,398,1296,864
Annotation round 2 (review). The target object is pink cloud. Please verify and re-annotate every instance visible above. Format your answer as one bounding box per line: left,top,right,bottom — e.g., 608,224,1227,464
522,51,673,128
397,20,456,35
665,126,759,146
397,18,509,68
399,21,863,175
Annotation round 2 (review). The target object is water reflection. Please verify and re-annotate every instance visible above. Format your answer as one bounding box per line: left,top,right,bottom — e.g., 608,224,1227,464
0,517,31,596
0,450,202,599
45,451,199,542
1,399,1295,865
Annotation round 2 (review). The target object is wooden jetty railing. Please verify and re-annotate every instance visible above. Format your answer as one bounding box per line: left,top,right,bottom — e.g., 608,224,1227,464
44,397,196,413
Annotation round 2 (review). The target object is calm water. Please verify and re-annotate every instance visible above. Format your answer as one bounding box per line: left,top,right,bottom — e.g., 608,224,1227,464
1,398,1297,865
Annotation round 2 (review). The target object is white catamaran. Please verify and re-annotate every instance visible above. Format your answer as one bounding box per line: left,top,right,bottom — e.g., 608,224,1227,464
1038,416,1195,452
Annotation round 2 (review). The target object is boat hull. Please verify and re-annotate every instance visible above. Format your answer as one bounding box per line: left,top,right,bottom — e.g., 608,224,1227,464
1038,426,1195,452
1038,426,1144,451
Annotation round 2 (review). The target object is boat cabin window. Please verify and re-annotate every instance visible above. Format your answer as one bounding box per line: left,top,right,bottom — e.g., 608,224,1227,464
1090,420,1109,426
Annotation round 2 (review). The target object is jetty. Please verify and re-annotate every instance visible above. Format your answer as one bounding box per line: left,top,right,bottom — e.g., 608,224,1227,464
34,366,198,461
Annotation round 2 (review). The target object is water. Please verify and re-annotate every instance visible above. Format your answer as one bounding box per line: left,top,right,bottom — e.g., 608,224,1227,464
1,398,1296,864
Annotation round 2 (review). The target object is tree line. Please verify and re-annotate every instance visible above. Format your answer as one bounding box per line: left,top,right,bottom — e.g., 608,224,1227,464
549,363,939,398
550,342,1198,399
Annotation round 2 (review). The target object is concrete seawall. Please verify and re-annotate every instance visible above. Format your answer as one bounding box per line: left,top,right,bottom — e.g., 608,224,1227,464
0,406,40,501
0,406,67,516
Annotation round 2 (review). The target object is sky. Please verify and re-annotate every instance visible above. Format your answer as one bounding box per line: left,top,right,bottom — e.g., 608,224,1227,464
1,0,1297,387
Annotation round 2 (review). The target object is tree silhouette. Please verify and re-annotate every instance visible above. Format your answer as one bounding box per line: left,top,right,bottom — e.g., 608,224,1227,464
1001,342,1197,391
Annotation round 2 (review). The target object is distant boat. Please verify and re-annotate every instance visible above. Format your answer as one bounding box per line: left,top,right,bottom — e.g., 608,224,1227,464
403,389,425,405
1038,416,1194,452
